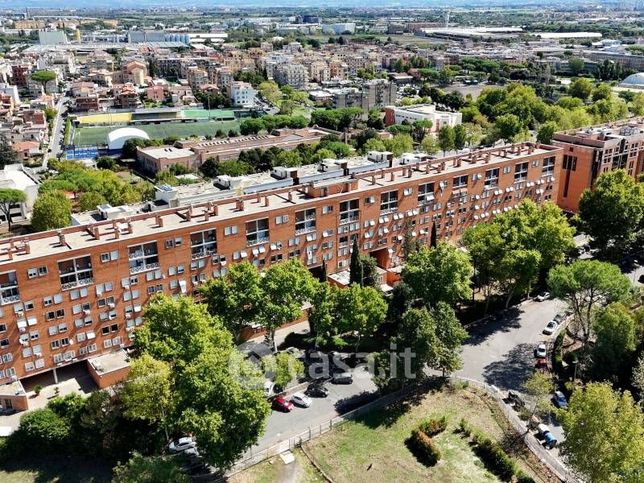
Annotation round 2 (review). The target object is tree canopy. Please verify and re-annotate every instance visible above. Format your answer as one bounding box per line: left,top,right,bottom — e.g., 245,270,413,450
31,190,72,232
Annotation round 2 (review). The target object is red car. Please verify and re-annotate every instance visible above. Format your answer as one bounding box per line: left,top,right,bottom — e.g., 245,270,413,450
272,395,294,412
535,358,549,372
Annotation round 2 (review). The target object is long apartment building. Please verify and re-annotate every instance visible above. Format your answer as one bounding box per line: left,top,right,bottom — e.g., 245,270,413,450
552,119,644,212
0,142,561,385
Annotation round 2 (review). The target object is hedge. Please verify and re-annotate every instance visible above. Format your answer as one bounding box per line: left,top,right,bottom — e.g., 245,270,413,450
552,332,565,371
408,429,442,466
471,433,517,482
418,416,448,437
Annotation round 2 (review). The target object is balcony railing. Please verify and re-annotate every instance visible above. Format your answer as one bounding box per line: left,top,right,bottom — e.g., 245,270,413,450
61,278,94,291
129,262,160,274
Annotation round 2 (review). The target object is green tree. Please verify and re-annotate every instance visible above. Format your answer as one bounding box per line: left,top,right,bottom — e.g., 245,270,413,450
113,452,190,483
432,302,468,376
30,69,57,92
437,125,455,155
384,133,414,156
31,190,71,231
335,284,387,352
349,237,362,285
420,134,439,155
120,354,175,442
559,383,644,483
200,261,263,342
631,92,644,116
363,137,387,153
0,134,20,168
0,188,26,230
276,150,302,167
578,170,644,255
262,352,304,389
308,281,338,338
592,303,637,381
523,371,553,418
548,260,632,344
260,260,316,352
453,124,467,151
77,191,106,212
134,295,231,367
568,57,585,76
494,113,524,143
592,83,613,102
402,243,473,308
537,121,558,144
15,408,70,452
568,77,593,100
632,353,644,398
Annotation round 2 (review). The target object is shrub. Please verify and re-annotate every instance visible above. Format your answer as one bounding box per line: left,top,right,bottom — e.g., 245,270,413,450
472,435,517,482
418,416,448,437
458,418,472,436
408,429,442,466
516,473,536,483
15,408,70,453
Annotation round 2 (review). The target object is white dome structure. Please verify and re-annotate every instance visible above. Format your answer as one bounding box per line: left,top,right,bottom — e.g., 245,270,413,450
620,72,644,90
107,127,150,150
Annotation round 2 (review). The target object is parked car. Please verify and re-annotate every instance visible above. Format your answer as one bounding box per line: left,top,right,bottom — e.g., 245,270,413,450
535,343,547,358
272,395,294,412
543,320,558,336
169,437,197,454
535,358,548,372
507,390,526,408
332,372,353,384
536,292,550,302
305,383,329,398
291,392,312,408
553,390,568,409
537,423,557,449
0,407,17,416
263,380,276,398
638,274,644,284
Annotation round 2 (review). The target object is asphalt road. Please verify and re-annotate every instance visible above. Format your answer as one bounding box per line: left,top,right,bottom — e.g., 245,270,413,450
251,296,569,455
45,96,68,164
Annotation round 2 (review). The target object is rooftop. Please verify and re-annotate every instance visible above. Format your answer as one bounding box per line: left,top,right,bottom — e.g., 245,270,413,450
0,142,558,266
88,349,130,375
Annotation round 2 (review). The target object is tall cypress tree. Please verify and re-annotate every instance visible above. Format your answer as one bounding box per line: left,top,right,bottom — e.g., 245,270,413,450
319,259,328,282
430,222,438,249
349,237,362,285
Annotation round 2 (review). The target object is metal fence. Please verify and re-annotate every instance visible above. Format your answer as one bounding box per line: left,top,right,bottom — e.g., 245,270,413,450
227,381,426,476
452,376,578,483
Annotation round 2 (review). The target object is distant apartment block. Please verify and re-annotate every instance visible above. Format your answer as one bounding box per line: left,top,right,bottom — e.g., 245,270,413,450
552,119,644,212
230,81,257,108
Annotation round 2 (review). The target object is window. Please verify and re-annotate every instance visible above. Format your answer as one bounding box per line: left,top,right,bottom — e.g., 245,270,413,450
164,237,183,249
246,218,269,246
224,225,238,236
542,156,555,175
339,199,359,224
452,175,468,189
380,191,398,213
275,215,289,224
563,154,577,171
295,209,316,234
418,183,435,204
514,162,528,182
100,251,118,263
0,271,20,305
190,229,217,258
322,205,333,214
38,266,47,276
0,324,5,333
0,339,9,348
58,256,93,290
128,242,159,274
484,168,499,187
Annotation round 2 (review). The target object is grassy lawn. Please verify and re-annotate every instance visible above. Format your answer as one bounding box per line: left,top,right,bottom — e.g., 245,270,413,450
0,455,112,483
229,448,324,483
304,385,550,483
73,120,240,146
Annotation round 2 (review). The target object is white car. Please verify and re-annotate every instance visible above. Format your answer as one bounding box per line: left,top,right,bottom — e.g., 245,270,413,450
290,392,312,408
535,343,547,358
543,320,558,336
536,292,550,302
169,436,197,453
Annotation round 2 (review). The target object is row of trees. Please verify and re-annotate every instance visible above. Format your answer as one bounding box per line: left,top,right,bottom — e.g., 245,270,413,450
239,114,308,135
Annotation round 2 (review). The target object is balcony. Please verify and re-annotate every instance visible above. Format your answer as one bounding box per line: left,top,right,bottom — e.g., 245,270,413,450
246,235,269,247
61,278,94,291
129,262,160,275
339,214,359,225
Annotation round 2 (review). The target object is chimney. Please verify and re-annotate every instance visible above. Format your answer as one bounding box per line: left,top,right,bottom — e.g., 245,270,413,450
370,175,376,185
203,209,210,222
485,152,491,163
389,172,395,182
528,144,535,154
5,248,12,260
425,163,431,173
156,214,163,227
380,169,385,179
287,192,293,202
112,221,120,239
407,167,412,178
263,196,269,207
23,238,30,255
57,230,66,246
127,219,133,234
212,204,218,216
236,199,244,211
